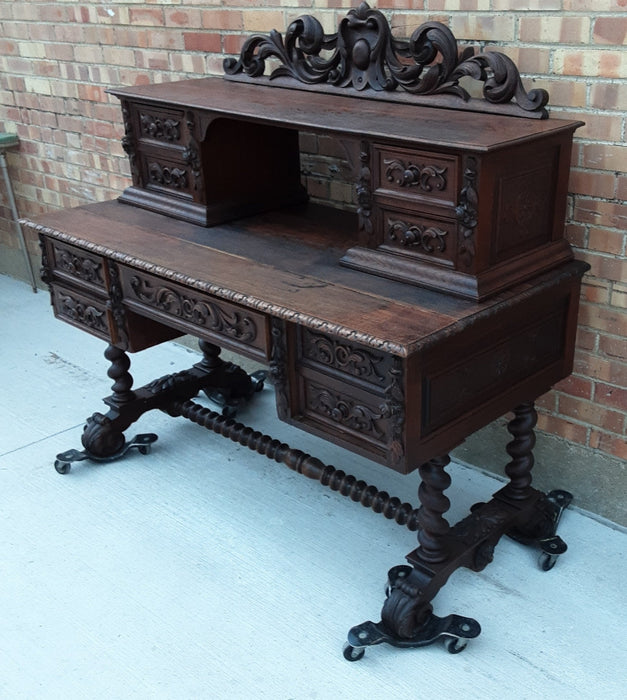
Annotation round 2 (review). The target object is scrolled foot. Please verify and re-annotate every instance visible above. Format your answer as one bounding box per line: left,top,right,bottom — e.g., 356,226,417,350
507,489,573,570
344,613,480,660
53,433,158,473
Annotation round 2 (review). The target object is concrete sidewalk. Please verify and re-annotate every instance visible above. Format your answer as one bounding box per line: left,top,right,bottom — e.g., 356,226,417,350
1,273,625,699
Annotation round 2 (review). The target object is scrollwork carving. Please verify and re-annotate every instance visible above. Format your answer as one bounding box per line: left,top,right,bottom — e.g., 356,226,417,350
129,275,258,343
356,140,373,242
224,2,549,117
139,113,181,142
106,261,129,350
147,162,189,190
120,100,138,180
385,356,405,467
301,329,386,383
38,234,52,286
456,156,478,268
307,383,388,441
54,246,104,285
388,219,448,253
384,159,447,192
183,110,202,192
58,293,107,332
269,317,290,420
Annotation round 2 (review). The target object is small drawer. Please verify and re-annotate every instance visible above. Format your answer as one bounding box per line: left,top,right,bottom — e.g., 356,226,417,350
134,104,187,147
374,145,458,207
49,241,106,290
139,149,195,200
51,283,111,341
297,327,395,390
378,207,457,268
121,269,269,360
296,369,393,460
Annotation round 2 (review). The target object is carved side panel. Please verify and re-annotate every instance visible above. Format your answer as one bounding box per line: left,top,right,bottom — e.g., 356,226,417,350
492,147,559,263
422,304,567,435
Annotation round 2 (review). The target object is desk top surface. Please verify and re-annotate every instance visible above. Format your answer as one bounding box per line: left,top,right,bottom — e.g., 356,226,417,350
108,77,582,153
27,200,585,357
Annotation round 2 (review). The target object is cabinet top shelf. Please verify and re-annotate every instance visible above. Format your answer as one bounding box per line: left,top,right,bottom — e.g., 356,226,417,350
108,77,583,153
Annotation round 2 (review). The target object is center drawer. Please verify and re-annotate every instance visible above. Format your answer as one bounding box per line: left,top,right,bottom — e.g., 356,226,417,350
119,267,270,360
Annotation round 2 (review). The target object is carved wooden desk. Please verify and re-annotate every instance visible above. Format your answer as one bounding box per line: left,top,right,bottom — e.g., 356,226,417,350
27,198,587,658
24,5,590,660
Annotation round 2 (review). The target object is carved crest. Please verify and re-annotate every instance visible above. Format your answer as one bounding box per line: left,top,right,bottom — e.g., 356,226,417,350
224,2,549,117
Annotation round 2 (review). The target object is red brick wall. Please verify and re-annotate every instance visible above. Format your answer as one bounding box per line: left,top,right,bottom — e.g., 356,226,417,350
1,1,625,463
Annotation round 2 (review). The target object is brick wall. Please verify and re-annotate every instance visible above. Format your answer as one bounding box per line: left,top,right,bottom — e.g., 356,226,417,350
1,1,625,468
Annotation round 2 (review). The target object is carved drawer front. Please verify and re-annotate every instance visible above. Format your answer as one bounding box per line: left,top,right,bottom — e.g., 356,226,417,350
120,269,269,360
138,148,195,200
374,145,458,207
289,328,405,467
296,367,395,463
296,327,395,389
378,207,457,267
50,283,111,342
48,241,106,291
133,104,187,148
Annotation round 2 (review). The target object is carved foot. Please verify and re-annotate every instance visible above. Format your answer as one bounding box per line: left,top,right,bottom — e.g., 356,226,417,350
507,489,573,570
54,433,158,474
344,565,480,661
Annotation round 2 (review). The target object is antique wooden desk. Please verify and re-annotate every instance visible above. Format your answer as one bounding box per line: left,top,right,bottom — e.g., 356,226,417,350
24,6,588,660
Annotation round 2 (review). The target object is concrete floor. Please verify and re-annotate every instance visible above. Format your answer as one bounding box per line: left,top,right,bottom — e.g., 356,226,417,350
1,273,625,699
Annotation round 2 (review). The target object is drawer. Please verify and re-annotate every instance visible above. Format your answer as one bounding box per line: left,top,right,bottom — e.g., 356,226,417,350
296,327,395,390
139,147,195,200
378,207,457,268
120,269,269,360
50,283,111,341
48,240,106,291
134,103,187,147
374,145,458,207
295,367,394,462
285,324,406,467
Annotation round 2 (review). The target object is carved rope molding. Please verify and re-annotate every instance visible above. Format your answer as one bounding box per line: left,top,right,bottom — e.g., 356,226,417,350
223,2,549,117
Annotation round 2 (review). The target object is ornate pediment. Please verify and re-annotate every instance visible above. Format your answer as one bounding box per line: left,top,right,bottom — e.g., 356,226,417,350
224,2,549,118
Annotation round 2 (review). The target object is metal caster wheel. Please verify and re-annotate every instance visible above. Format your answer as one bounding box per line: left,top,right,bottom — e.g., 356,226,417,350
539,552,557,571
343,643,365,662
54,460,71,474
444,636,468,654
